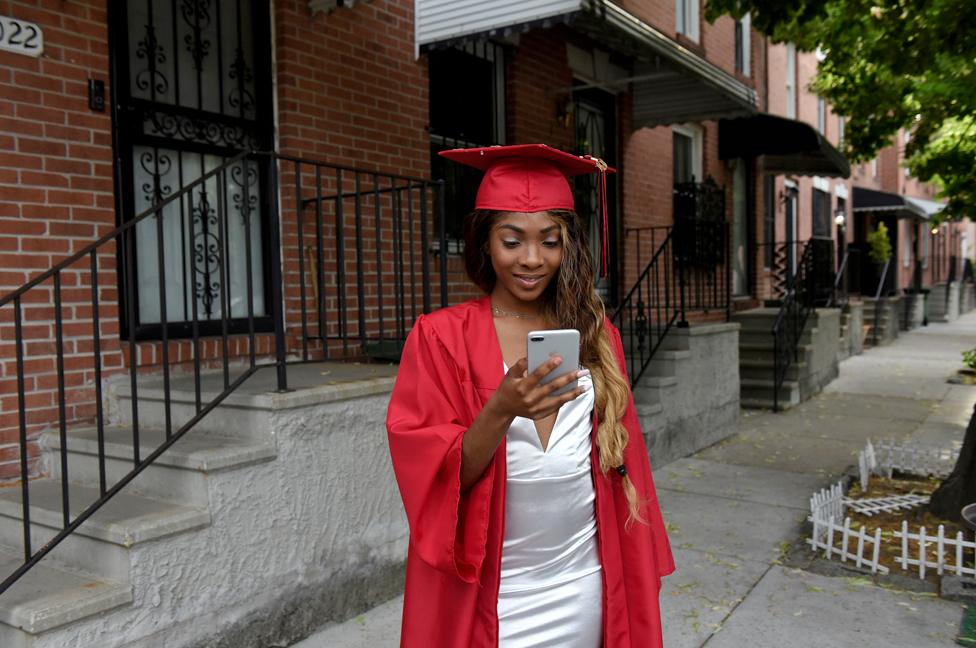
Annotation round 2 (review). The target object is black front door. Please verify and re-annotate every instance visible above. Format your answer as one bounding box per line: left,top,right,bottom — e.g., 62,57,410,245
110,0,274,339
573,87,618,304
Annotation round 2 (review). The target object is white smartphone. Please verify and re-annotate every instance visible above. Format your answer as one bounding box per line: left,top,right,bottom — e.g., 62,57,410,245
526,329,581,397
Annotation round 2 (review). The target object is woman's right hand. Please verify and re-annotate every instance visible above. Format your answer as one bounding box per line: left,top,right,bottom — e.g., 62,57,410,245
487,356,589,421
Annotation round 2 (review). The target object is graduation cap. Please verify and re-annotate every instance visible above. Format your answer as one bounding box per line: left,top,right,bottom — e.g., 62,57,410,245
438,144,615,277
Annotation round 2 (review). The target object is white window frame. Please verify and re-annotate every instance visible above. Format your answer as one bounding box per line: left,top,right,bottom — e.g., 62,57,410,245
922,224,929,269
672,122,703,182
817,97,826,134
735,13,751,76
785,43,797,120
676,0,700,43
903,131,911,177
903,222,911,268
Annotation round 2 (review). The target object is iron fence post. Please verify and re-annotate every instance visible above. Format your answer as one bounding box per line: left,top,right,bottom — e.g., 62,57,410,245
266,153,289,392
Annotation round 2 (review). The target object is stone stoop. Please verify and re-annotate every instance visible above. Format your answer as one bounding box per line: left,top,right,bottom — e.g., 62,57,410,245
835,301,864,363
626,323,741,468
862,296,901,348
960,281,976,314
733,307,843,411
928,282,960,323
733,308,804,411
0,362,405,648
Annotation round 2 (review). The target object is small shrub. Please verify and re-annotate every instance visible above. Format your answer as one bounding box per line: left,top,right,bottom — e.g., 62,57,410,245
964,347,976,371
867,222,892,263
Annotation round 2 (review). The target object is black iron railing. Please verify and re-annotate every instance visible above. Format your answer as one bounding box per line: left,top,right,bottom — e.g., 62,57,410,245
771,240,815,412
611,229,681,386
278,153,446,361
827,248,856,309
612,219,731,387
673,177,731,319
0,150,446,595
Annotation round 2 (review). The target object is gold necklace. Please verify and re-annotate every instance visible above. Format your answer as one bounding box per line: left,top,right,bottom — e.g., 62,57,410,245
491,303,540,320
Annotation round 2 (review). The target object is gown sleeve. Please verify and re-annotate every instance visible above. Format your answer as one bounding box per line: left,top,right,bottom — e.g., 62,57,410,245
386,314,494,584
605,319,677,580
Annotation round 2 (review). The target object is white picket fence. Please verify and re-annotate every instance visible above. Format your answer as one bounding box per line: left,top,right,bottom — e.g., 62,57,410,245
872,438,958,480
895,521,976,579
807,478,976,581
844,494,929,517
808,514,889,574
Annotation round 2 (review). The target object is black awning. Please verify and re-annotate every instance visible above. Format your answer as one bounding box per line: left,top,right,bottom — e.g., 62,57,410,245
719,113,850,178
852,187,939,220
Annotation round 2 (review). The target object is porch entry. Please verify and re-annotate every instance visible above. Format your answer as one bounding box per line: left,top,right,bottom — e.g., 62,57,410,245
110,0,274,340
573,87,618,303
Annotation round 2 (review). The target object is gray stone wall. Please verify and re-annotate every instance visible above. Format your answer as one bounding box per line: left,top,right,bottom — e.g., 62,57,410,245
845,302,864,358
649,323,741,468
960,281,975,313
800,309,841,401
929,282,960,322
899,293,926,330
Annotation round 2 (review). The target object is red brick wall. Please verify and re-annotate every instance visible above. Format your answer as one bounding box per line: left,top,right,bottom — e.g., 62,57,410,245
0,0,121,479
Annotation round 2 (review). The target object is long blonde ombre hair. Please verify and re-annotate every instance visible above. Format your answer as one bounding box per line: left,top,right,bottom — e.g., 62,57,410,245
464,209,646,526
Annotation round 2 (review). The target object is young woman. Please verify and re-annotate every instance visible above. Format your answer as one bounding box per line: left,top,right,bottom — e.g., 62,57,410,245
386,145,673,648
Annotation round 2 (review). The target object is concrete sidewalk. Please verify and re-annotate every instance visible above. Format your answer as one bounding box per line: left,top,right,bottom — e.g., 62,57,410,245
293,311,976,648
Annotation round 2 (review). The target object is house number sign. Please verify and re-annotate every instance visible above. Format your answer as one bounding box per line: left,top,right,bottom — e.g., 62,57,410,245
0,15,44,58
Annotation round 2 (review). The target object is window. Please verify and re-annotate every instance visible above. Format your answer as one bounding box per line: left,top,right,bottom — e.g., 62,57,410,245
812,189,831,238
672,123,703,184
785,43,797,119
428,41,506,240
735,13,751,76
676,0,700,42
838,116,845,148
817,97,826,134
871,158,878,177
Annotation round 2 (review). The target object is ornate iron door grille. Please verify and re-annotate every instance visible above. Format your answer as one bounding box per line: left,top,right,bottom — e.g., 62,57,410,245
110,0,274,340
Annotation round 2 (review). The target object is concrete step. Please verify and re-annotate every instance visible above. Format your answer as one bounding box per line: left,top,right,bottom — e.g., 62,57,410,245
738,328,815,346
739,395,798,411
0,545,130,637
740,378,800,406
739,359,804,382
41,426,276,507
738,342,811,364
642,349,691,378
632,375,678,405
107,384,273,441
635,402,665,437
0,479,209,583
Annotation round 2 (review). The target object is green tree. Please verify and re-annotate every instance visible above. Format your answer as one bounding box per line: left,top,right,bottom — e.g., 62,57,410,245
706,0,976,220
706,0,976,522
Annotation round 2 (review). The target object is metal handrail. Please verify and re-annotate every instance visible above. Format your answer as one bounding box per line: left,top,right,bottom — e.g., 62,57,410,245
0,150,448,595
826,248,852,308
610,229,681,386
872,257,892,347
771,240,815,411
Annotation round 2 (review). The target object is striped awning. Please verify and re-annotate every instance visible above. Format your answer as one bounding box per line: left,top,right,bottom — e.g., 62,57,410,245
416,0,758,127
853,187,946,220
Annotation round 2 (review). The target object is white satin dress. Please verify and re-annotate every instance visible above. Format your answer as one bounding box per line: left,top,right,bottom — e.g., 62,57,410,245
497,365,603,648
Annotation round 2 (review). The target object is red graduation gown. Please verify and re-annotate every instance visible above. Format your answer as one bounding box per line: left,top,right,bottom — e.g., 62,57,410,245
386,295,674,647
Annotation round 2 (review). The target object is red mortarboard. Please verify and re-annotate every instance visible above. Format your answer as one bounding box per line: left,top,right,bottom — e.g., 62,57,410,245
438,144,616,276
